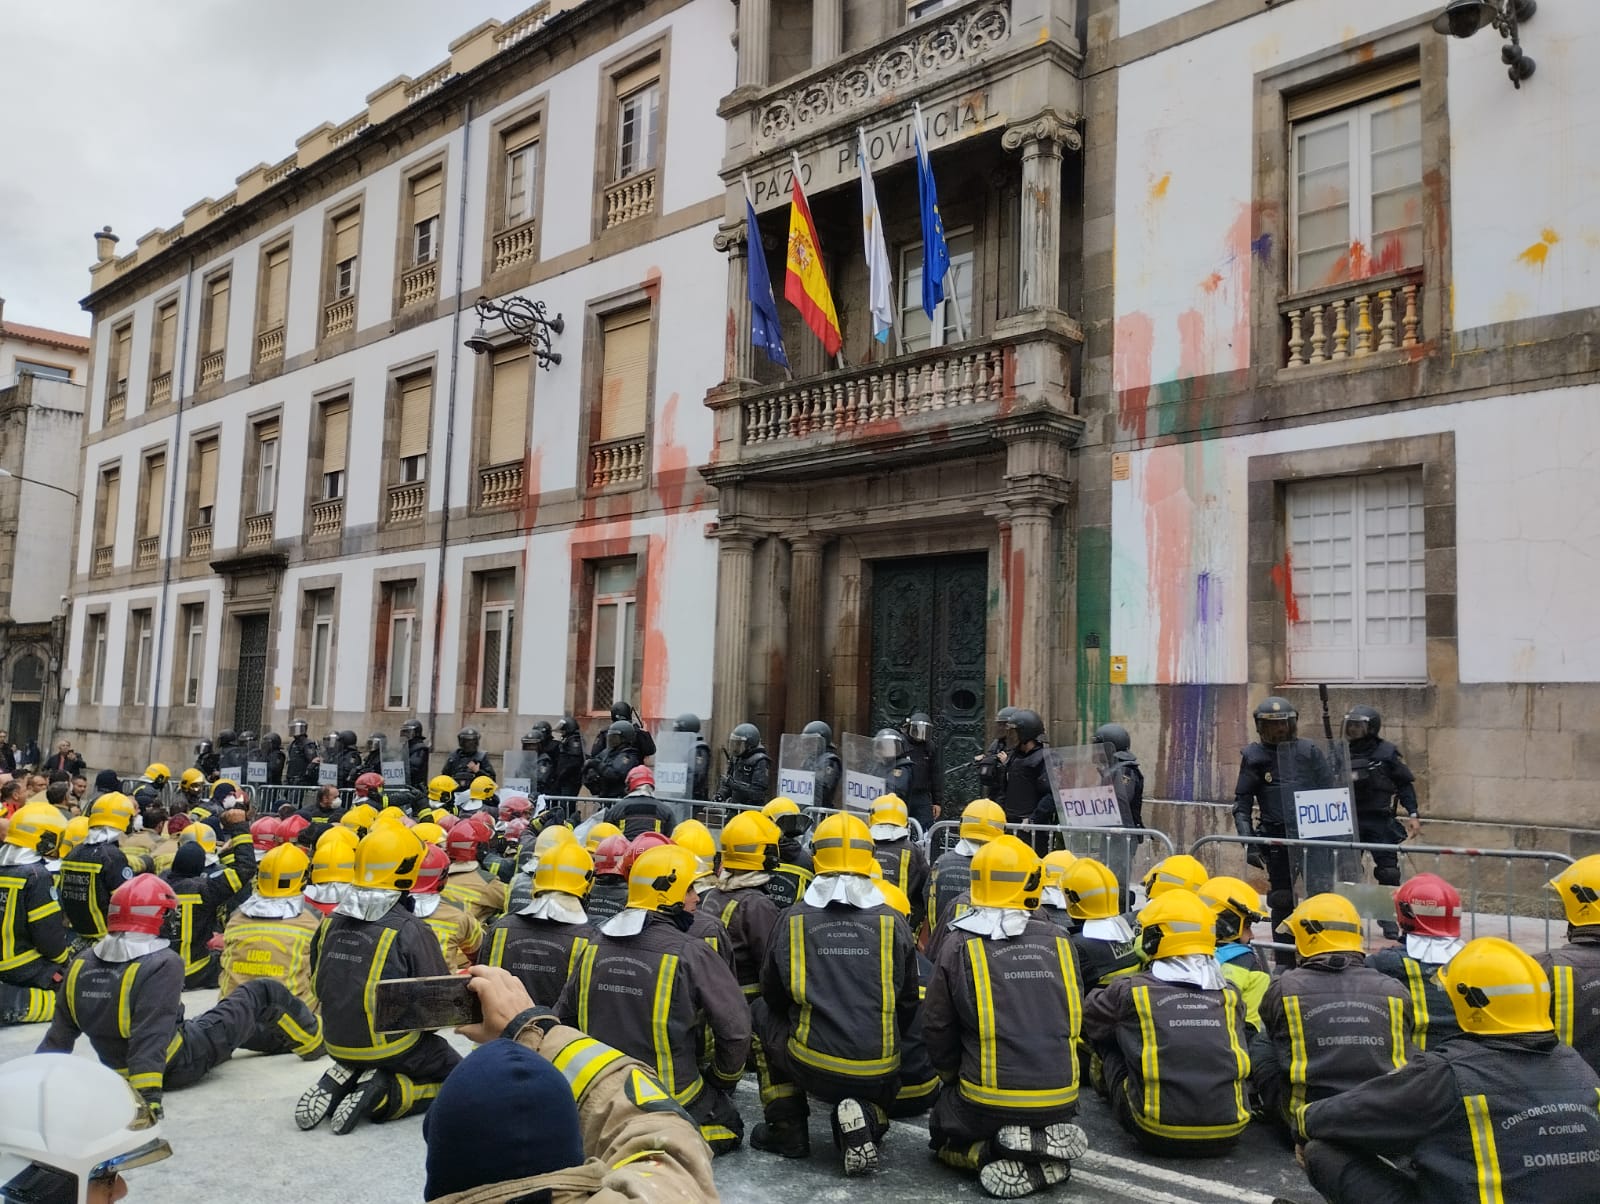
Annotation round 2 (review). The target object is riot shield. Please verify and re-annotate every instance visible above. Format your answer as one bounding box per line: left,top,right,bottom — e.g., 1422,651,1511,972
501,748,546,794
1278,738,1352,896
218,745,248,776
841,732,891,814
652,731,698,799
245,758,270,786
777,733,824,807
1043,744,1116,829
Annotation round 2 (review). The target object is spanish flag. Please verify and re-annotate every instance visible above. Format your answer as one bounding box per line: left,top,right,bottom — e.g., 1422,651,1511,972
784,163,842,356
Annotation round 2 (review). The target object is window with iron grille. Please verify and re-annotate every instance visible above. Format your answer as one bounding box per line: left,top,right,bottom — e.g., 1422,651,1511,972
474,571,515,712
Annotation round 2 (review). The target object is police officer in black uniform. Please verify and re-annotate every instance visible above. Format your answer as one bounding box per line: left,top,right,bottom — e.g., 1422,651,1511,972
286,720,319,786
1232,696,1334,965
216,730,246,777
361,733,388,776
1343,705,1420,893
715,724,772,808
974,706,1017,802
511,723,557,795
675,714,714,801
441,727,495,790
551,717,586,797
1000,709,1053,826
1093,724,1145,830
800,720,843,808
900,712,942,824
194,739,220,780
333,731,364,790
879,729,925,828
400,719,430,791
262,732,287,786
588,702,656,760
583,723,642,800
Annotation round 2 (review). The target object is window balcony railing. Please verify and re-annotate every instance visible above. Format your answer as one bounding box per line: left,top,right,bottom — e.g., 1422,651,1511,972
136,535,159,569
323,295,356,339
93,545,114,577
491,218,539,274
309,497,344,541
387,480,426,523
478,461,524,508
242,513,274,549
149,372,172,407
256,324,285,365
1281,269,1424,370
603,169,656,230
399,261,437,310
185,524,212,561
105,385,127,425
198,351,225,387
588,436,646,490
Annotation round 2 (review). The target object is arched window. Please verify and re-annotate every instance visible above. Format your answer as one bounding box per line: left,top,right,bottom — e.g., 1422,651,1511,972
10,655,44,697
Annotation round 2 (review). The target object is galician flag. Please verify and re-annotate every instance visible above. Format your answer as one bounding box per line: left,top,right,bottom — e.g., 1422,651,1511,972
783,156,842,356
857,130,893,343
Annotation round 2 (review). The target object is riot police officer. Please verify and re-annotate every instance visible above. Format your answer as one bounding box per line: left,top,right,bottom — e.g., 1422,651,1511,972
1232,696,1334,962
441,727,495,789
510,724,556,795
334,731,364,790
361,733,387,776
399,719,430,791
286,719,319,786
550,716,586,797
974,706,1017,802
802,720,843,808
900,712,941,824
715,724,772,808
216,730,246,776
1343,705,1420,893
1093,724,1144,830
583,722,642,800
674,714,714,801
1000,709,1053,826
195,738,220,779
588,701,656,760
261,732,287,786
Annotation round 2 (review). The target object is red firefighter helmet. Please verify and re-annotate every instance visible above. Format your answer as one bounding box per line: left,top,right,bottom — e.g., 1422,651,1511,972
625,766,655,792
502,817,529,844
1394,872,1463,938
250,817,284,853
434,813,459,833
278,814,311,846
499,795,532,820
593,834,633,876
446,816,493,863
624,830,672,872
413,843,450,895
107,874,180,936
354,772,386,800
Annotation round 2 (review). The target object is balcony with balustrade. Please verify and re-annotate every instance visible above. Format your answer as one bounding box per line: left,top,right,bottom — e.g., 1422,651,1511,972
198,352,224,387
256,324,285,365
136,535,160,570
308,497,344,541
491,218,539,274
1279,269,1426,372
323,295,356,339
104,385,127,425
185,524,212,561
93,545,113,577
399,260,438,311
587,437,646,491
387,481,427,524
478,461,524,509
149,372,172,407
603,170,656,229
242,513,275,550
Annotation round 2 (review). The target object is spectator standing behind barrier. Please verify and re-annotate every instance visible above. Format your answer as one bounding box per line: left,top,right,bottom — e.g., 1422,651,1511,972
41,740,84,778
1535,855,1600,1073
0,731,13,775
1301,937,1600,1204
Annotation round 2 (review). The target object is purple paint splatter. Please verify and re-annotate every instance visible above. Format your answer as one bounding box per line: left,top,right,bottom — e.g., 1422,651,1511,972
1251,232,1274,262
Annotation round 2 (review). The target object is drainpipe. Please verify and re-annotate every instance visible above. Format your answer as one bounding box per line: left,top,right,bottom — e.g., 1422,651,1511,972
428,99,473,748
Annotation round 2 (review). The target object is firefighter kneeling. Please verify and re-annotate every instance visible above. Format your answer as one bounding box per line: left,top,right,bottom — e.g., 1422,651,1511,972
923,835,1089,1199
750,812,921,1176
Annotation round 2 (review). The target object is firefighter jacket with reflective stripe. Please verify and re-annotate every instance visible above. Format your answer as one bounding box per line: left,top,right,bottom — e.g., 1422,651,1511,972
1070,930,1142,992
1254,953,1412,1128
922,917,1084,1116
1369,946,1462,1050
483,913,593,1008
556,912,750,1104
586,879,629,925
441,865,509,925
928,849,972,934
871,837,929,932
1302,1032,1600,1204
686,909,736,976
219,907,321,1012
1536,927,1600,1073
58,841,133,939
760,899,920,1082
37,946,185,1099
163,866,240,979
0,860,72,974
697,884,781,997
1081,971,1252,1142
422,899,484,972
311,904,449,1063
600,798,679,839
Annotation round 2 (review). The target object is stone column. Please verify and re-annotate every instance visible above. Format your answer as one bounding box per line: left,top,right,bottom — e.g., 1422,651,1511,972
713,530,759,734
1006,499,1058,710
811,0,842,66
737,0,771,89
1002,110,1081,313
714,222,753,384
784,533,824,729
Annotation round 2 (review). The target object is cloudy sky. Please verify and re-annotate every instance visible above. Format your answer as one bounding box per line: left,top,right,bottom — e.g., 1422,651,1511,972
0,0,522,334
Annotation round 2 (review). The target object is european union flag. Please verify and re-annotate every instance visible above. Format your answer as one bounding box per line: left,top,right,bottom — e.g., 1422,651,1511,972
745,195,788,368
914,110,949,320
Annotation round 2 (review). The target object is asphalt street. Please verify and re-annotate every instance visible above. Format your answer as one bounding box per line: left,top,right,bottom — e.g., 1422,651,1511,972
0,988,1314,1203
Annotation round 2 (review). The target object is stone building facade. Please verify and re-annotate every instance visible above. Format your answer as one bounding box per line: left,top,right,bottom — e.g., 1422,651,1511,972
63,0,730,772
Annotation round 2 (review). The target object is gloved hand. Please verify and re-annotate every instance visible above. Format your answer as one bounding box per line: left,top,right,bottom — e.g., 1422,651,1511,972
137,1094,163,1125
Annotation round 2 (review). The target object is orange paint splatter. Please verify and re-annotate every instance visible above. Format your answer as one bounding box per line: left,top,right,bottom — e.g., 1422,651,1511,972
1200,273,1224,294
653,393,695,515
516,446,543,531
1149,173,1171,202
1177,310,1207,379
641,266,663,303
1270,552,1300,623
1114,313,1155,442
1518,228,1560,268
640,531,669,723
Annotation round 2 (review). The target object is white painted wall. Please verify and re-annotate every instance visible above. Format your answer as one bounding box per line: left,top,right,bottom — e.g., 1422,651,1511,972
12,381,85,624
1118,0,1211,39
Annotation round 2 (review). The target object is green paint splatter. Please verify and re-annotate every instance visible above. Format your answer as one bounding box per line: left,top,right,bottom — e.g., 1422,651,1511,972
1075,525,1111,742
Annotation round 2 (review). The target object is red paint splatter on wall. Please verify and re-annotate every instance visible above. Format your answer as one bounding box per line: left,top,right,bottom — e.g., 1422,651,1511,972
1200,273,1224,294
1114,312,1155,442
640,531,670,722
517,446,544,532
1177,309,1208,380
653,393,700,515
1270,551,1301,623
641,267,663,304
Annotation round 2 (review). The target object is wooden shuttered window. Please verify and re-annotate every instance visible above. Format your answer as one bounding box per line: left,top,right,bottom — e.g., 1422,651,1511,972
332,211,360,264
1285,58,1421,122
195,441,219,513
598,308,651,442
143,457,165,537
99,470,120,544
206,277,230,355
323,402,349,472
263,246,290,327
398,373,432,460
488,347,531,458
412,170,442,223
111,325,132,385
156,304,177,373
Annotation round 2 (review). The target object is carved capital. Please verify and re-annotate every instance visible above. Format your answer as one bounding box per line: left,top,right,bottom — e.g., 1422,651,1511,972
713,222,748,255
1001,108,1082,155
783,531,826,556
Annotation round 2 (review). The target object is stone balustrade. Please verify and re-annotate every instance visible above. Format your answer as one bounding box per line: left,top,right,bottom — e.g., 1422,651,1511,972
93,545,113,577
399,261,438,310
149,372,172,407
1283,271,1424,369
243,513,274,549
478,461,524,508
492,218,539,274
136,535,159,569
105,385,127,424
406,62,453,104
603,170,656,229
388,481,427,523
323,295,356,338
185,524,212,561
309,498,344,540
588,437,646,490
256,324,285,364
198,351,224,387
496,3,548,50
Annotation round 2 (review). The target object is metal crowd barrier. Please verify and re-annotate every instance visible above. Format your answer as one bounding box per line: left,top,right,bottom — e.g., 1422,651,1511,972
921,819,1174,898
1188,833,1574,954
802,803,924,846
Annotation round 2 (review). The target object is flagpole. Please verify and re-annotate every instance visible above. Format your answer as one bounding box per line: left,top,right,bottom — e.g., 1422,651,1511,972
791,152,847,371
743,172,793,381
914,102,967,344
857,126,899,362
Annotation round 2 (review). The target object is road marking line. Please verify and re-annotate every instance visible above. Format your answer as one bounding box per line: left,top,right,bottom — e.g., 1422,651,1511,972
1073,1168,1231,1204
1078,1149,1279,1203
